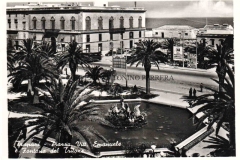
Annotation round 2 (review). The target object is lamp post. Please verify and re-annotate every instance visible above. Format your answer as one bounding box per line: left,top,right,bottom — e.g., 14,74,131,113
179,31,185,68
151,145,156,157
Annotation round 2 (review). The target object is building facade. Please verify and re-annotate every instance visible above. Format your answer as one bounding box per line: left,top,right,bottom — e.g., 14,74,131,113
7,3,146,53
196,24,233,49
152,25,198,39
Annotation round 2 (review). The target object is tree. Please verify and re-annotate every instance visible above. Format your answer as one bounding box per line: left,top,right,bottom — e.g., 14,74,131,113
18,78,114,157
185,63,235,156
203,135,234,156
160,38,176,62
57,41,89,81
7,40,15,74
36,41,55,58
84,65,104,85
8,53,58,104
127,40,168,94
14,38,39,62
202,37,234,92
11,38,44,96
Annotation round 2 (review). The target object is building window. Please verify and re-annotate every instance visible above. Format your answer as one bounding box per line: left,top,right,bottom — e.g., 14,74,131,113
121,33,123,39
99,34,102,41
120,16,124,28
109,16,114,29
86,44,90,53
110,34,113,40
129,32,133,39
23,14,25,18
70,35,76,42
23,22,26,30
219,39,224,45
138,16,142,28
15,41,19,50
8,19,11,29
41,17,46,29
15,19,18,29
211,39,215,46
109,42,113,50
155,32,158,35
120,41,124,49
98,43,102,52
50,17,55,29
185,32,188,36
86,16,91,31
9,14,10,18
71,16,76,30
86,34,90,42
15,14,17,17
139,31,142,38
161,32,164,38
33,33,36,40
23,33,26,39
60,17,65,30
129,16,133,29
98,16,103,30
32,17,37,29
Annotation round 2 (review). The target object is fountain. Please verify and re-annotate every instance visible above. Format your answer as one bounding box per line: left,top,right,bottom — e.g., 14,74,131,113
105,98,147,129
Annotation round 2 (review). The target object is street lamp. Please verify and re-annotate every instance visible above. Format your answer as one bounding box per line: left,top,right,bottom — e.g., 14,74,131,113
151,144,156,157
179,31,185,68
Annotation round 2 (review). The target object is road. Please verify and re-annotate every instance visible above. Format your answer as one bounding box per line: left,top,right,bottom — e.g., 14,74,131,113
73,56,219,95
94,56,218,95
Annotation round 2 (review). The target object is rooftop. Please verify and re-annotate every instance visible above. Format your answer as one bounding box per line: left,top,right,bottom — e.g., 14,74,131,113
203,24,233,30
6,3,145,12
154,25,196,31
197,24,233,36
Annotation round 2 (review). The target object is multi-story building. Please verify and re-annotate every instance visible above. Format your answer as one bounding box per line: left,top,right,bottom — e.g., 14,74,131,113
152,25,198,39
196,24,233,49
6,2,146,53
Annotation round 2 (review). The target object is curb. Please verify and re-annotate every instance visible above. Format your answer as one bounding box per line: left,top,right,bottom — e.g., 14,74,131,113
91,98,187,109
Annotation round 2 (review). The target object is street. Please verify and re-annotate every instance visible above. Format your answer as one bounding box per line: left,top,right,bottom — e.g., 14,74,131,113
75,56,219,96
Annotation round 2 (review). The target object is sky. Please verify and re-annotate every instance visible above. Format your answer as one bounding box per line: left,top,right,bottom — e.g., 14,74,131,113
109,0,234,18
6,0,234,18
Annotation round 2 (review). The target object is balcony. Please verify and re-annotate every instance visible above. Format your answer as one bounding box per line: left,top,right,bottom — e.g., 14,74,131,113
43,29,60,38
109,28,125,34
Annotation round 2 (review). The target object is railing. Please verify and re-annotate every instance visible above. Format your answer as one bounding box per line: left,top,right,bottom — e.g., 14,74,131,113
109,28,126,34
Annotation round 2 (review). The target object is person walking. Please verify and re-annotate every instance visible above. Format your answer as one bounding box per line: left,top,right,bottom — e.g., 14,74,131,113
193,88,196,97
189,88,192,98
200,83,203,92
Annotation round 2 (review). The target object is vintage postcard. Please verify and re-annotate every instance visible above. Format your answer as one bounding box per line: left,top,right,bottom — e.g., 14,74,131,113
4,0,237,158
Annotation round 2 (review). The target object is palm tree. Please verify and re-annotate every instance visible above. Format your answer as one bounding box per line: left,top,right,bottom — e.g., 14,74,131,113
18,78,114,157
14,38,38,62
186,63,235,155
11,38,44,96
57,41,89,81
36,41,55,58
84,65,104,85
8,53,58,104
160,38,176,62
203,135,234,156
127,40,168,94
202,37,234,92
